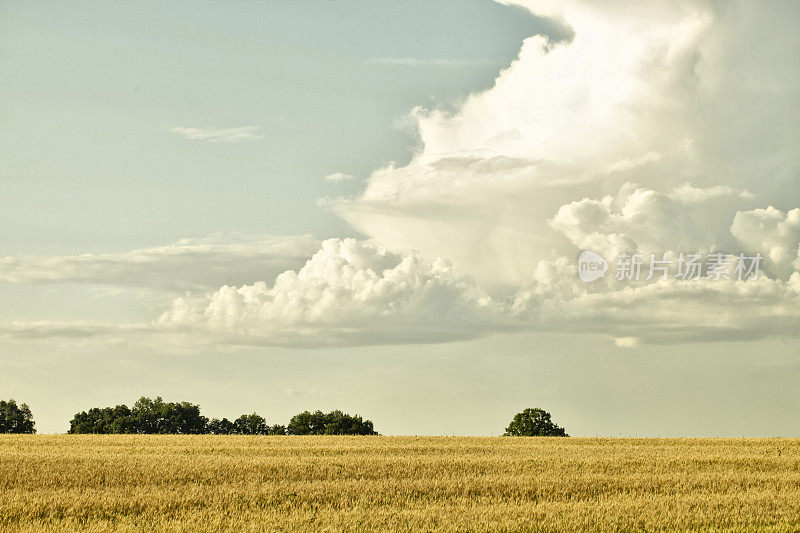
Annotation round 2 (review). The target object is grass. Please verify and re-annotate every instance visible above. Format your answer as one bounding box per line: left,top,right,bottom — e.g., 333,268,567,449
2,435,800,531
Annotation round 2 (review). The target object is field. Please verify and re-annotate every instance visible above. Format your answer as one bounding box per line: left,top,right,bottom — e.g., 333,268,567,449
2,436,800,531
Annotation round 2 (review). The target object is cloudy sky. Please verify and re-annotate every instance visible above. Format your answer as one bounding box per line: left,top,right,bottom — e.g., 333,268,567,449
2,0,799,435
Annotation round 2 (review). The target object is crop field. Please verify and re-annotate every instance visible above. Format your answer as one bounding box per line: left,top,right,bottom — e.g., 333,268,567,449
2,436,800,532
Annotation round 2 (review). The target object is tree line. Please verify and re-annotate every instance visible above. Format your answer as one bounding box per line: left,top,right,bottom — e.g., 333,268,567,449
2,396,568,437
67,397,378,435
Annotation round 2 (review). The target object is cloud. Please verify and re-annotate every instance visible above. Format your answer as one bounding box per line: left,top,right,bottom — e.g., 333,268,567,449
146,230,800,346
157,238,502,346
324,172,357,182
669,183,754,204
6,0,799,349
614,337,640,348
4,230,799,347
549,183,718,261
333,2,718,290
317,0,799,347
0,321,152,340
0,233,320,292
731,207,800,278
332,0,800,295
508,253,800,345
167,126,265,142
365,57,500,67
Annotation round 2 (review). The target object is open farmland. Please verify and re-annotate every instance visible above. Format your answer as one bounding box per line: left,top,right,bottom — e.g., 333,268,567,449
2,435,800,531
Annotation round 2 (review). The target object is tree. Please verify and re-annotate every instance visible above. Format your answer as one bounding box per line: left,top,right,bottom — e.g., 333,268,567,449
0,399,36,434
323,410,376,435
233,413,268,435
68,405,132,434
66,398,377,436
504,408,568,437
286,410,323,435
207,418,235,435
269,424,286,435
68,397,208,434
125,397,208,434
287,410,377,435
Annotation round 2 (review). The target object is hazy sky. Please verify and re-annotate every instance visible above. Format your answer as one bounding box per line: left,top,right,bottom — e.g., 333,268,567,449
2,0,799,435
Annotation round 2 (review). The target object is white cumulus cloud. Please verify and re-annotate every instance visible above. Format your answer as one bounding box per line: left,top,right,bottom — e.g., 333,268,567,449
731,207,800,278
157,238,501,346
167,126,265,142
332,0,800,294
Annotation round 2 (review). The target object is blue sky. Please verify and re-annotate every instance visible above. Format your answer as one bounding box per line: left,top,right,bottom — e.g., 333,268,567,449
1,0,553,254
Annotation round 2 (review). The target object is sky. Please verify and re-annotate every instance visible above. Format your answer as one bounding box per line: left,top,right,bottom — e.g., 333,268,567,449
1,0,799,436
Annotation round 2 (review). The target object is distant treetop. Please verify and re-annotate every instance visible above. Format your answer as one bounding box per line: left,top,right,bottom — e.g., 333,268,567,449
0,399,36,434
504,408,568,437
69,396,208,435
67,397,375,436
287,410,377,435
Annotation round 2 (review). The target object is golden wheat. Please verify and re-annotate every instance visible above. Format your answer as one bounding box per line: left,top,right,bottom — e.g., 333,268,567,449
1,435,799,531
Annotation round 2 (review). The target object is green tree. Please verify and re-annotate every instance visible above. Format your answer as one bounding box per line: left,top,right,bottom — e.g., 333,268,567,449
504,408,568,437
323,410,376,435
69,397,208,434
286,410,323,435
129,397,208,434
233,413,268,435
207,418,235,435
269,424,287,435
0,399,36,434
68,405,133,434
287,410,377,435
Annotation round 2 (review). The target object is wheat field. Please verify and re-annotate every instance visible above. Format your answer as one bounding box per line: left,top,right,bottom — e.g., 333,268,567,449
2,435,800,532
